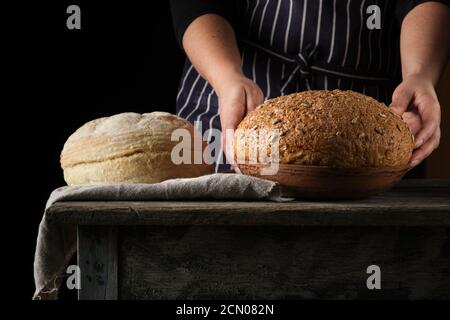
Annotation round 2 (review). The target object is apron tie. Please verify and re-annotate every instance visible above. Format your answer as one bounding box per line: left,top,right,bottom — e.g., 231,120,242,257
280,44,318,93
239,38,392,94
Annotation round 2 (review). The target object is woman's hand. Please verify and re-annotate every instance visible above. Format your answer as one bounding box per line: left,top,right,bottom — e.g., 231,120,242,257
394,1,449,169
390,74,441,168
181,13,264,171
216,72,264,171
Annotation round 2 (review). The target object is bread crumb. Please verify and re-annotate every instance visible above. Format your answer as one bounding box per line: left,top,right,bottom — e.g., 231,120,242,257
272,119,281,125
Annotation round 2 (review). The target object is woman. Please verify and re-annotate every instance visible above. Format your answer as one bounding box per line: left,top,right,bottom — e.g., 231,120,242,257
170,0,449,172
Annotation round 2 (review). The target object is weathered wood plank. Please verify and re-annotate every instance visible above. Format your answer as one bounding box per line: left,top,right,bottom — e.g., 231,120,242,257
77,226,118,300
118,226,450,300
47,201,450,226
45,179,450,226
393,178,450,188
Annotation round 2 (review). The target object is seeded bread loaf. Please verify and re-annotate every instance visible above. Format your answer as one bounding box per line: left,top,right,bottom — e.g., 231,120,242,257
61,112,213,185
234,90,414,168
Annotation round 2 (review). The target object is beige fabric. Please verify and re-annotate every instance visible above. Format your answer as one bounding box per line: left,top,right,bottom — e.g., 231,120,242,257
33,173,290,300
61,112,214,185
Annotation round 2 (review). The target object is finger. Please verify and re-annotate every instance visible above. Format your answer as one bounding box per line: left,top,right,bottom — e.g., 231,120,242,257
219,107,244,171
402,111,421,135
219,86,246,123
413,94,440,148
245,84,264,113
221,132,241,173
221,128,235,164
410,129,440,168
220,125,240,163
390,84,414,116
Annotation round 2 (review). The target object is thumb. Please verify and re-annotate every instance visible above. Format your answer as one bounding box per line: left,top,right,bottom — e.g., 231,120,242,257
244,84,264,114
390,85,414,116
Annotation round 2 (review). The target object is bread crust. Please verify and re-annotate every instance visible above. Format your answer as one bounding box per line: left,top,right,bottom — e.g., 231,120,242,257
234,90,414,168
61,112,213,185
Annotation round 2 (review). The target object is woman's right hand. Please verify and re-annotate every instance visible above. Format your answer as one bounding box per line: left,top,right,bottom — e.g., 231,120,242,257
180,13,264,171
216,72,264,172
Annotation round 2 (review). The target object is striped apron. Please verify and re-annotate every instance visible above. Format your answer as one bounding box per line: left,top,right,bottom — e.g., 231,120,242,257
176,0,402,172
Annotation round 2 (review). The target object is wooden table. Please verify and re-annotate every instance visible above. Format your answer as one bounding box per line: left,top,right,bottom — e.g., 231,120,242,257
46,179,450,300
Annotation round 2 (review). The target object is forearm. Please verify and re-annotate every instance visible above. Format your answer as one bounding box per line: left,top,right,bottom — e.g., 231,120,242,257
400,2,450,85
182,14,242,96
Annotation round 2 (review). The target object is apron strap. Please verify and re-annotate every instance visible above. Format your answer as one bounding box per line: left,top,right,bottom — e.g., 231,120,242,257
239,39,392,93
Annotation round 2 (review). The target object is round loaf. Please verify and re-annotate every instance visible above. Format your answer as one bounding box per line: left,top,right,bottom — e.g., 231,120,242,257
234,90,414,168
61,112,213,185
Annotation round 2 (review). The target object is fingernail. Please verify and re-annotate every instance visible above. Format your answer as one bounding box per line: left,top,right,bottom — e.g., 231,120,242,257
410,160,419,168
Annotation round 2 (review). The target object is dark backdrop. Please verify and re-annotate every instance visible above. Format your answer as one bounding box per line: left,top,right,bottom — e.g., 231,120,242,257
11,1,183,299
9,0,425,300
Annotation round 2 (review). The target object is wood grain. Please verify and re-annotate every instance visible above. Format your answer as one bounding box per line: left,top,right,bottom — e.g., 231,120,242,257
46,180,450,226
77,226,118,300
118,226,450,300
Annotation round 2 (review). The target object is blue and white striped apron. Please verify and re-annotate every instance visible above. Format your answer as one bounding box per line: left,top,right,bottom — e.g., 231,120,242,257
176,0,401,172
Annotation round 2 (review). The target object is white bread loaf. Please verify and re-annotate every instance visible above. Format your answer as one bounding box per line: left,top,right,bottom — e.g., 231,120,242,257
61,112,213,185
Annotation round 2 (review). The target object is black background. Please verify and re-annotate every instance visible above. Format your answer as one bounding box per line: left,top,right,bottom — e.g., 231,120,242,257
10,1,183,299
7,0,426,301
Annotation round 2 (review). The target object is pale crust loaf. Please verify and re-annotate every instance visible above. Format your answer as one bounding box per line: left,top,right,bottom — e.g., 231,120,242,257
61,112,213,185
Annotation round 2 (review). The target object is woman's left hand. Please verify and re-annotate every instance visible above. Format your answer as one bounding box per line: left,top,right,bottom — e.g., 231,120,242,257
390,74,441,168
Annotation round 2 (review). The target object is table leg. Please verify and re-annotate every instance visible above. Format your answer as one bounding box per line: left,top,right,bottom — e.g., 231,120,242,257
77,225,118,300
